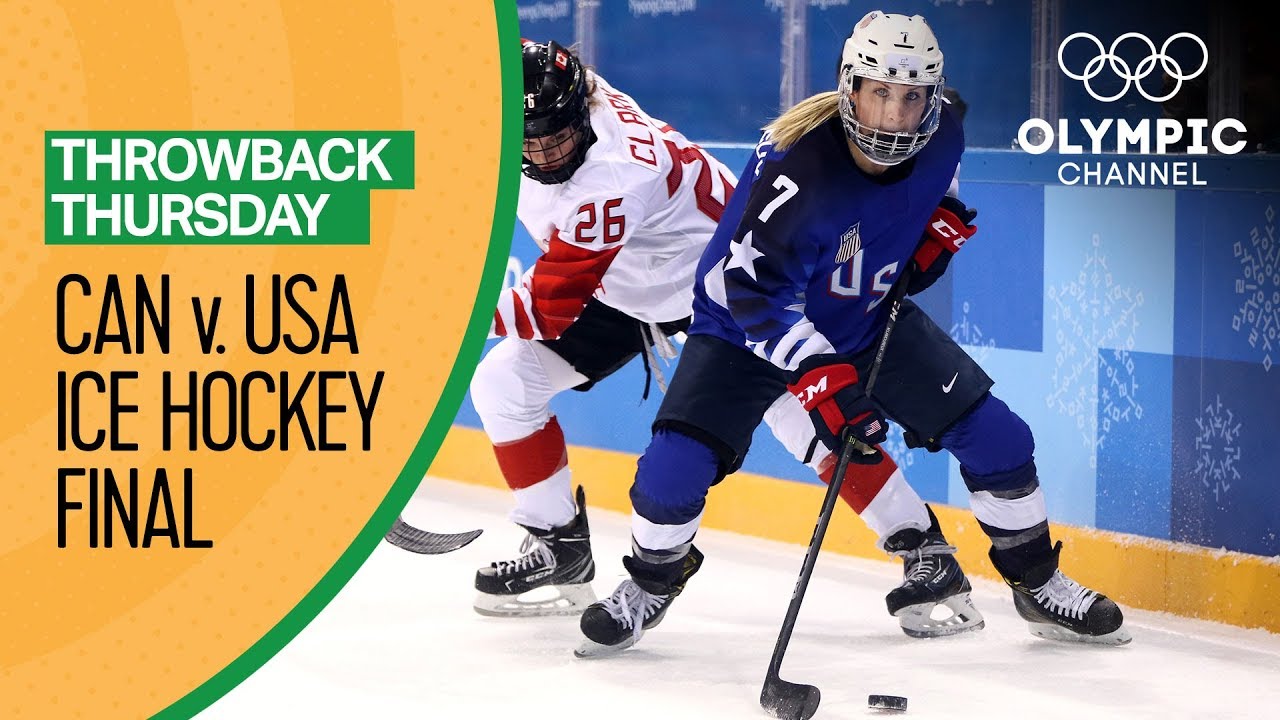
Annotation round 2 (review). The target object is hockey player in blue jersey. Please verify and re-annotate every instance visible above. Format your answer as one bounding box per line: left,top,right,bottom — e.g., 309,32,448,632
577,11,1131,657
471,39,980,631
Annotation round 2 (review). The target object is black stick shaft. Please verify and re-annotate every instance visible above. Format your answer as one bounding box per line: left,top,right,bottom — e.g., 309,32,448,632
763,261,914,679
864,262,913,397
765,430,858,678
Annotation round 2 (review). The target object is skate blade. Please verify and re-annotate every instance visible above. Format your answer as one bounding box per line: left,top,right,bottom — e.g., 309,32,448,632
574,633,641,659
895,592,985,639
1028,621,1132,646
473,583,596,618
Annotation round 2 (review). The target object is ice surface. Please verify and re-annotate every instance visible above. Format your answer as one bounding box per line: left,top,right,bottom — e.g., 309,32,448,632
201,478,1280,720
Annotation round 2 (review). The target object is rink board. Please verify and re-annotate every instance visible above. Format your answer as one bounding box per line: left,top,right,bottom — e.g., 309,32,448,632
448,145,1280,632
432,425,1280,633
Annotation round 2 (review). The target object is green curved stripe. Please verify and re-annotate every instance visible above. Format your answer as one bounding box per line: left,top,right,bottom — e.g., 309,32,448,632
150,3,520,717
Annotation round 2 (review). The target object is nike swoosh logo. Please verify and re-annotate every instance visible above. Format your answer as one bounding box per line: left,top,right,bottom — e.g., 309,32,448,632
942,372,958,393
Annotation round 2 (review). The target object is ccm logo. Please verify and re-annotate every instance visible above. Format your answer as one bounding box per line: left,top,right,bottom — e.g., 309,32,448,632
930,217,969,248
794,377,828,404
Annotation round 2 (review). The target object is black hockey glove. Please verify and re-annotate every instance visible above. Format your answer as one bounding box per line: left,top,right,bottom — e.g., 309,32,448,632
906,196,978,296
787,354,887,463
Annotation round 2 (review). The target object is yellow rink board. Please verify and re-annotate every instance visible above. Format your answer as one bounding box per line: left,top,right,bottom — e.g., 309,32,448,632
433,426,1280,634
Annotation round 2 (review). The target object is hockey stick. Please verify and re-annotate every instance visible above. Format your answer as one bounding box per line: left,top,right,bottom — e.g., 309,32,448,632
384,516,483,555
760,265,913,720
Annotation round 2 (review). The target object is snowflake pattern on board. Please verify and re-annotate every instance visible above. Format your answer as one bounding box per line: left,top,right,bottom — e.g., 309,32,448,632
1194,394,1242,503
950,300,997,364
879,419,917,471
1046,233,1145,467
1231,205,1279,372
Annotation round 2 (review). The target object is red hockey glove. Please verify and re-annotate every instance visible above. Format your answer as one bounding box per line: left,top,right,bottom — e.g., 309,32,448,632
907,195,978,296
787,355,887,463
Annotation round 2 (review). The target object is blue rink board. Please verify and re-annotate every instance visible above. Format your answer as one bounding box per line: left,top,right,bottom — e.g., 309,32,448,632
465,139,1280,558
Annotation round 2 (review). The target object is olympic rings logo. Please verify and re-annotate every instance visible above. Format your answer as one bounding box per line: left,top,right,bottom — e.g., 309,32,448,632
1057,32,1208,103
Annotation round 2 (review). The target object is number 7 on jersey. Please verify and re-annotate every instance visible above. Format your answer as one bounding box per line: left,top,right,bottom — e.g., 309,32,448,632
759,175,798,223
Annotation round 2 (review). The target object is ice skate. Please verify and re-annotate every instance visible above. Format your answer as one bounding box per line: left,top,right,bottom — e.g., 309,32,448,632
474,486,596,617
883,522,984,638
999,542,1131,645
575,546,704,658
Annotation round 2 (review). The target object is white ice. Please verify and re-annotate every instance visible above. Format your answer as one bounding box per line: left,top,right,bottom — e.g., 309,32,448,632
201,477,1280,720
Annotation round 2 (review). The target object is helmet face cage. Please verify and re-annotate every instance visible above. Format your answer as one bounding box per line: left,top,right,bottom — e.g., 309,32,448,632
522,112,593,185
522,41,595,184
837,66,944,166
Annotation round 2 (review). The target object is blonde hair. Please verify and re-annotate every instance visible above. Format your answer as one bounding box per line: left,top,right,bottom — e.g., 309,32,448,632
563,43,601,109
583,69,602,110
764,91,841,151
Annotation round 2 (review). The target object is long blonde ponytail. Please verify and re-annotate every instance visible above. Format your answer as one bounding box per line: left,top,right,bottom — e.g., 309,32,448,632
764,91,841,151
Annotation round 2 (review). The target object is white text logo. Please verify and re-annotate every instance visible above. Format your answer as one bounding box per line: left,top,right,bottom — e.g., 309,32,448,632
796,378,827,404
1018,31,1247,188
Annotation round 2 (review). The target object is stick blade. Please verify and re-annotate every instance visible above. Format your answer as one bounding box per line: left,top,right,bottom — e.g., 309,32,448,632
384,516,483,554
760,677,821,720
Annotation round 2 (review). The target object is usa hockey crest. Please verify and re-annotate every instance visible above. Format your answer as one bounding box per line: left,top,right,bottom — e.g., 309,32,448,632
836,222,862,264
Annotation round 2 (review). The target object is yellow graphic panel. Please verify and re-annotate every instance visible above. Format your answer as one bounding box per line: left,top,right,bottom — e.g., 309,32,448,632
0,2,515,718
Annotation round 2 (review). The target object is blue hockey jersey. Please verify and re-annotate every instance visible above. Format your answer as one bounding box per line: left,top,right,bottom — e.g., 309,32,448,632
690,107,963,371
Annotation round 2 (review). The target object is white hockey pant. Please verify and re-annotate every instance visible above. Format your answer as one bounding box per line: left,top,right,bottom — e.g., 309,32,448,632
469,338,587,530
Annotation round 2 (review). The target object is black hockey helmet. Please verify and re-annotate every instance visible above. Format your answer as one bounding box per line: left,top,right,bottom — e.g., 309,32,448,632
522,39,595,184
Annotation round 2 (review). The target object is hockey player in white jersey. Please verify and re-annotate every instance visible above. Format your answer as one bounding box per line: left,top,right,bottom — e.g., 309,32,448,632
470,38,728,617
471,40,983,638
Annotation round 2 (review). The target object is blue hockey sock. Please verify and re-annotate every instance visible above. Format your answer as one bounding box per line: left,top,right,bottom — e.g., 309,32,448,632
629,428,721,558
941,394,1053,580
940,393,1035,478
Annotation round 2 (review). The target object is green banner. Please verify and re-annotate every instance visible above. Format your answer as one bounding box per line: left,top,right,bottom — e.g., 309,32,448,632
44,131,414,245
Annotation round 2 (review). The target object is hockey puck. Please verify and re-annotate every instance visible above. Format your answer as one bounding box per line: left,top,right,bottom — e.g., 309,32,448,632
868,694,908,712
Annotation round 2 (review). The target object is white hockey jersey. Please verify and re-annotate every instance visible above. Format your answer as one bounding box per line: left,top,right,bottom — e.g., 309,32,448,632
493,74,736,340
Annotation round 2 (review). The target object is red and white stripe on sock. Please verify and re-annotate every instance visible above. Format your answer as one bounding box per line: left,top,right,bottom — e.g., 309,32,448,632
492,416,576,530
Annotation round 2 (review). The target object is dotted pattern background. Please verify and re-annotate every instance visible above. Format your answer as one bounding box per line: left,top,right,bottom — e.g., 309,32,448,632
0,2,501,717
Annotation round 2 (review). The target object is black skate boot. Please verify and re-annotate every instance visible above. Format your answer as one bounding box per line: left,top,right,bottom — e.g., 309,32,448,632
575,545,704,658
994,541,1131,645
474,485,595,617
882,510,984,638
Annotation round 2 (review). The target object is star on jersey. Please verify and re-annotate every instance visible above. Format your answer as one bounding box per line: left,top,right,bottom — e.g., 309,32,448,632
726,230,766,280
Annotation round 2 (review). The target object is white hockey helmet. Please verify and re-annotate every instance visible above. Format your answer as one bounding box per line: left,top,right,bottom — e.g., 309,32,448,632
838,11,946,165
